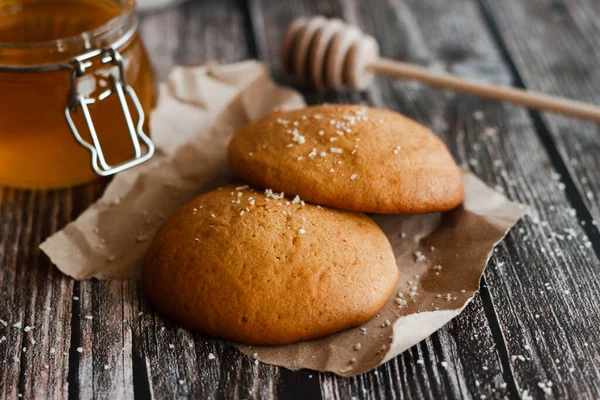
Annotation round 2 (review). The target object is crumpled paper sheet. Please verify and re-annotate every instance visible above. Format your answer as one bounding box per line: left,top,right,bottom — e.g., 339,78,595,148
40,61,527,376
238,173,527,376
41,61,304,279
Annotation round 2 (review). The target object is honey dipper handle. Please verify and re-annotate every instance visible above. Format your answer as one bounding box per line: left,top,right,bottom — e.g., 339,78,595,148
370,58,600,122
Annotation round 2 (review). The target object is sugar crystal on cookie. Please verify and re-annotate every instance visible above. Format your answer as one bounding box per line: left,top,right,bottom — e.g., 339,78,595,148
228,104,463,213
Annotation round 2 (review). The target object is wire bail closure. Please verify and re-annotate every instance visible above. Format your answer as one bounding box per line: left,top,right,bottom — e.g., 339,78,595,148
64,47,154,177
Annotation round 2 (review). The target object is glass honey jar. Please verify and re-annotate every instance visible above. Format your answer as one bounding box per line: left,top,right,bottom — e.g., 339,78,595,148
0,0,155,189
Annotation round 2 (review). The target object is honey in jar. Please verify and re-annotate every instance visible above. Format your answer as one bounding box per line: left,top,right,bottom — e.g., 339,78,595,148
0,0,155,188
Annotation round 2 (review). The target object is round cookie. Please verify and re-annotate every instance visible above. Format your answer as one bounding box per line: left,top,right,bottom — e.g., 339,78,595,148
142,185,399,346
228,104,464,214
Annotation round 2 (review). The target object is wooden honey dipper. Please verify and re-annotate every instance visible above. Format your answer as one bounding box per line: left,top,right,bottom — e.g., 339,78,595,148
281,16,600,122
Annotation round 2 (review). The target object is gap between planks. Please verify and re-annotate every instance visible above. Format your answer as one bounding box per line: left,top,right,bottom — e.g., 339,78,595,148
476,0,600,262
337,0,520,397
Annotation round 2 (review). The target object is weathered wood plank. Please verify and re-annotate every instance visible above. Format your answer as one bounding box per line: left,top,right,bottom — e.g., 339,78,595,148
316,297,508,400
480,0,600,225
0,182,105,399
470,101,600,396
398,0,600,397
140,7,183,81
250,0,512,398
15,189,75,400
133,1,289,398
2,1,599,399
140,0,251,80
0,189,28,400
61,2,260,399
76,280,134,398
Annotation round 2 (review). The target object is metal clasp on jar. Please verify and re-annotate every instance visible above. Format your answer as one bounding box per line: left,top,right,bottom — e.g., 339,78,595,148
65,47,154,176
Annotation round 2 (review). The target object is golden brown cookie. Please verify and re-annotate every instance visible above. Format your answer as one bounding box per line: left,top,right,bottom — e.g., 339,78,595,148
142,185,398,345
228,104,464,214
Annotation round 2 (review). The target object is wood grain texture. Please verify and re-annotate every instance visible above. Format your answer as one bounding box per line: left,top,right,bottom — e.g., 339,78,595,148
480,0,600,226
74,280,134,399
140,0,251,80
0,2,256,399
250,0,513,398
0,181,106,399
133,1,287,398
1,0,600,398
394,0,600,397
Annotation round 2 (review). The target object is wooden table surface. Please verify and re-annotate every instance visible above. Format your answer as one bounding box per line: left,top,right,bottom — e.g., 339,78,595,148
2,0,600,398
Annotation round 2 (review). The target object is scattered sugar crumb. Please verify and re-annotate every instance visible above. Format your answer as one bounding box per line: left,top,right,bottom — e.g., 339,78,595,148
414,251,426,262
481,127,498,139
537,381,552,395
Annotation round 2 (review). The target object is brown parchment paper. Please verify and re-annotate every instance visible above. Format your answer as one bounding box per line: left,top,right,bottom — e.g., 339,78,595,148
238,173,527,376
40,61,527,376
